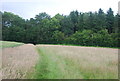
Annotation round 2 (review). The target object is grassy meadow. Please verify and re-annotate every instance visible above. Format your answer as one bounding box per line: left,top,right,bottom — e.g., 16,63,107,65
1,41,118,79
0,41,24,48
33,45,118,79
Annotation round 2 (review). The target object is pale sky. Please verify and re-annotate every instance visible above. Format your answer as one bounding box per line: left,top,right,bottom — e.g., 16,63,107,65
1,0,119,19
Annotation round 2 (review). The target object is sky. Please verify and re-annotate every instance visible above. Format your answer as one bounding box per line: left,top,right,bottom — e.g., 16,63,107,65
1,0,119,19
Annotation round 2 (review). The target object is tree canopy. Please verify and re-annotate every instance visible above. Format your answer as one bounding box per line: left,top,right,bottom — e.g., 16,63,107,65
2,8,120,47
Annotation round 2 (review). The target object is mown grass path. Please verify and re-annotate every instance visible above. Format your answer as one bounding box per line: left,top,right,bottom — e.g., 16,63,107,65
33,46,83,79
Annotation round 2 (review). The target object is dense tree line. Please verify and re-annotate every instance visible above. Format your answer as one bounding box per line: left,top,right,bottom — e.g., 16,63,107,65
1,8,120,47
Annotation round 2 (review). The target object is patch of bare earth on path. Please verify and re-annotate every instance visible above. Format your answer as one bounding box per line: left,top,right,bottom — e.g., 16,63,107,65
2,44,39,79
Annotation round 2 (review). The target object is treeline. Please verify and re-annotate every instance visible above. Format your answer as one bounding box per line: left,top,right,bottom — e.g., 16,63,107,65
1,8,120,47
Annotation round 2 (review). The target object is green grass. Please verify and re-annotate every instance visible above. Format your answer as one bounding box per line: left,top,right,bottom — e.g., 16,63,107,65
32,45,118,79
1,41,117,79
33,47,67,79
0,41,24,48
40,43,120,49
33,46,83,79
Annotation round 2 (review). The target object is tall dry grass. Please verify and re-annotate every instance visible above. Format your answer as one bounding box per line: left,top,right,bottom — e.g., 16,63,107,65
35,45,118,79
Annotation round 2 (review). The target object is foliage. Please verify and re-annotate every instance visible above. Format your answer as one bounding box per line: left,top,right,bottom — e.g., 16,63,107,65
1,8,120,47
51,31,65,44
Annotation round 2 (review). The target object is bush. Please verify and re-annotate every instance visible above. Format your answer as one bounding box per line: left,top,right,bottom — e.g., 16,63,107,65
52,31,65,44
65,30,94,46
65,29,119,47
